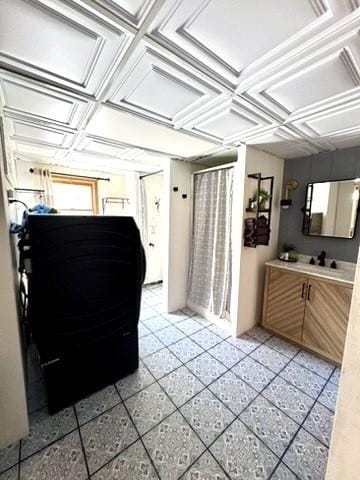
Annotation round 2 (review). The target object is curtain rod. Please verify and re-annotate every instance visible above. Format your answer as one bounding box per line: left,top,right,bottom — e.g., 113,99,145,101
140,169,163,179
29,168,110,182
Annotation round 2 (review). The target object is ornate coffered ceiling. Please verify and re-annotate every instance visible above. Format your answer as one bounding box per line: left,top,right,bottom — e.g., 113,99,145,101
0,0,359,173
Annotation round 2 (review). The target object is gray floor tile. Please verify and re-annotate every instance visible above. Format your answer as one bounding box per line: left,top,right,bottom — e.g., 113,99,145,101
75,385,121,426
0,466,18,480
138,322,151,338
250,345,289,374
209,371,257,415
91,440,159,480
303,402,334,447
21,407,77,459
226,333,261,354
159,366,204,407
142,348,182,379
181,451,227,480
207,323,231,339
168,337,204,364
293,351,334,380
318,382,339,412
176,318,204,336
187,352,227,386
265,336,299,359
280,362,327,399
190,329,223,350
81,403,138,474
20,431,87,480
240,396,298,457
125,383,176,435
271,463,298,480
0,443,19,474
180,389,235,446
193,315,212,327
231,357,276,393
139,334,164,358
142,316,171,333
181,307,197,317
143,411,206,480
246,326,272,343
116,361,155,400
162,311,189,324
140,307,157,321
210,418,278,480
208,340,246,368
262,377,314,424
153,325,185,346
283,429,328,480
329,367,341,387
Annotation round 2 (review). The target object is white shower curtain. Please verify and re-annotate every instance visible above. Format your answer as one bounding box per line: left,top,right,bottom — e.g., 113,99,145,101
39,168,54,207
187,167,233,320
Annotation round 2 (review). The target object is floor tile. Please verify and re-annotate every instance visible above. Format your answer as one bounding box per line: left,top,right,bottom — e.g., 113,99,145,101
142,316,171,333
125,383,176,435
139,334,164,358
145,296,163,308
176,318,204,336
153,325,185,346
208,340,246,368
210,418,278,480
138,322,151,338
186,352,227,386
226,333,261,354
140,307,157,322
162,311,188,324
159,366,204,407
250,345,289,374
293,351,334,380
21,407,77,459
265,336,299,359
283,429,328,480
262,377,314,424
207,324,231,339
329,367,341,387
168,337,204,364
240,396,298,457
180,389,235,446
271,463,298,480
81,403,138,474
181,307,197,317
246,326,272,343
190,329,222,350
280,361,327,399
142,348,182,379
231,357,276,393
19,431,87,480
181,451,227,480
303,402,334,447
143,411,205,480
0,443,19,474
116,361,155,400
192,315,212,327
209,371,257,415
318,382,339,412
0,466,18,480
75,385,121,426
91,440,159,480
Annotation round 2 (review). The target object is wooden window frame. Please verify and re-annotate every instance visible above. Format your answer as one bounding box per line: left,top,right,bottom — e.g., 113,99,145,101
52,175,99,214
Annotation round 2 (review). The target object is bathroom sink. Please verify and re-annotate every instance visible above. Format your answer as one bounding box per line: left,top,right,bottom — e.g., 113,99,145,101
290,263,344,277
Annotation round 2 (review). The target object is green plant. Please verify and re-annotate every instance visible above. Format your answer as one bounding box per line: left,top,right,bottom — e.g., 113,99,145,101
251,188,270,202
283,243,296,253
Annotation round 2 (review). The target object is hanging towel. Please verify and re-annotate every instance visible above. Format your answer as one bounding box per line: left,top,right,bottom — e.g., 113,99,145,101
244,217,257,247
256,215,270,245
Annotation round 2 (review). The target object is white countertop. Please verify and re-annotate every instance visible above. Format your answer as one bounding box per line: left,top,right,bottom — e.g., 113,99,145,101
266,258,355,286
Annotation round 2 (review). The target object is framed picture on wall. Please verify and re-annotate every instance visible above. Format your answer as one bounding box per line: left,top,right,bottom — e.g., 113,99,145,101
0,117,16,187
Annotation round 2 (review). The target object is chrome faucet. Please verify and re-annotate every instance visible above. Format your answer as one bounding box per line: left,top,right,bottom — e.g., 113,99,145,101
317,250,326,267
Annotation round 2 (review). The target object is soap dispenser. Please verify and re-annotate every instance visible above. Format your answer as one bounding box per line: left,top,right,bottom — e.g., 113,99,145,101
309,257,315,265
330,260,337,269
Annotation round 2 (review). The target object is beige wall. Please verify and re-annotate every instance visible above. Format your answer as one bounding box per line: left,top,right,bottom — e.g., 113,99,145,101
325,245,360,479
0,154,28,447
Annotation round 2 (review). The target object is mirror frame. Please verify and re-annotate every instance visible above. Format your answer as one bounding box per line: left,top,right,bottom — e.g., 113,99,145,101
302,178,360,239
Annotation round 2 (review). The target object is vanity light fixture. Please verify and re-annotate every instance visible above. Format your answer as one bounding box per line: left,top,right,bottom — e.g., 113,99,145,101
281,179,299,209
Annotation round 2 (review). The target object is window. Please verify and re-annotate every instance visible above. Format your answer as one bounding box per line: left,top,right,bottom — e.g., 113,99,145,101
52,176,98,215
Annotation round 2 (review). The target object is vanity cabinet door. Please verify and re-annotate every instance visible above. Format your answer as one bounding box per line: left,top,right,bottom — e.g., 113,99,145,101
302,279,352,363
262,268,307,341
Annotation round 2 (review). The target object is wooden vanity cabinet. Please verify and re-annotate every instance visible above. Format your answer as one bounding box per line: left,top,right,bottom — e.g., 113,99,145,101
262,266,353,364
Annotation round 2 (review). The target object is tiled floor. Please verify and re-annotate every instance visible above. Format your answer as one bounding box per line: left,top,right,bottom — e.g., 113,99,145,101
0,283,341,480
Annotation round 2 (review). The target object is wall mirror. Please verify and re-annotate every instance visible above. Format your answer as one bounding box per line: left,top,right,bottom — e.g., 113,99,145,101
303,178,360,239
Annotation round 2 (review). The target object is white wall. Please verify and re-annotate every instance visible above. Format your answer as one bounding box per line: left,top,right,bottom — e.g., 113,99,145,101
15,159,131,214
0,155,28,447
233,146,284,336
325,246,360,479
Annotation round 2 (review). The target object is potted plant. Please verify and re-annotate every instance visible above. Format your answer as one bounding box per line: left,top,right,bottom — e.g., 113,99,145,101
280,243,297,262
251,188,270,210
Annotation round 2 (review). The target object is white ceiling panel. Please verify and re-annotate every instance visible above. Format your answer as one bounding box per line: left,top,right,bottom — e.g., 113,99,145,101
0,0,132,97
91,0,156,28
